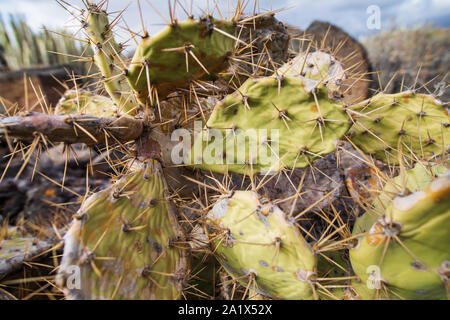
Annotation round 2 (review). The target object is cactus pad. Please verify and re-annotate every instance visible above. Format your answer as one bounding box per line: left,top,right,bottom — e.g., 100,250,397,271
55,90,118,117
348,91,449,164
56,160,187,299
350,165,450,299
277,51,346,100
127,17,236,103
206,191,317,299
0,228,52,278
188,76,350,175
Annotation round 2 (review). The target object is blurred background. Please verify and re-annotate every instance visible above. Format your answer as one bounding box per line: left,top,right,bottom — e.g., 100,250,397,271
0,0,448,122
1,0,450,39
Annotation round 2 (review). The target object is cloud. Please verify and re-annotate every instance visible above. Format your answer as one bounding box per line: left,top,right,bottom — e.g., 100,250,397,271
275,0,450,37
0,0,448,44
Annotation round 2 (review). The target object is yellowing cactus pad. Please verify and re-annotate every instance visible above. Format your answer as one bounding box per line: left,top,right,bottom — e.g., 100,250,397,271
56,160,187,299
206,191,317,300
348,91,449,164
84,5,134,113
188,76,350,175
350,166,450,300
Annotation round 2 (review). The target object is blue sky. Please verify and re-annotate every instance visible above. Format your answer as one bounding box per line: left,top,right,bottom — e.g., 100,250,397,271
1,0,449,42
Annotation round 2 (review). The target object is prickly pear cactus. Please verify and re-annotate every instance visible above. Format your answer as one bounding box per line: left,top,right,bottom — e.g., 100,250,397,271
205,191,317,299
350,165,450,300
347,91,449,164
188,76,350,175
55,89,118,117
276,51,346,100
0,227,53,278
56,160,188,299
84,3,135,113
127,17,236,103
2,0,449,302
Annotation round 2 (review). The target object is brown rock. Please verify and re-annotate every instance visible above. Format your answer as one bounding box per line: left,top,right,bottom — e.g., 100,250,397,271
237,14,290,75
305,21,372,104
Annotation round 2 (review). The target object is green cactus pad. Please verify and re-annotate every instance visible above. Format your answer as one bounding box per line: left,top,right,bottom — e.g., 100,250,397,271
348,91,449,164
350,165,450,300
127,17,236,103
372,163,448,212
206,191,317,300
55,90,118,117
85,4,135,113
56,160,187,300
187,76,350,175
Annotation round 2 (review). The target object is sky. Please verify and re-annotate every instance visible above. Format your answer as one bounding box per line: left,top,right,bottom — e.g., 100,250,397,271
1,0,449,44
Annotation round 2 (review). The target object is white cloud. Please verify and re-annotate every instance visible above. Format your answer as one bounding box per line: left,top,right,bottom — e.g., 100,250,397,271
0,0,448,44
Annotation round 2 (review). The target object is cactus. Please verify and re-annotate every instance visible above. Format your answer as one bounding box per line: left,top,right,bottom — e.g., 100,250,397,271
1,0,449,301
83,3,136,114
188,75,350,175
0,227,53,278
350,165,450,299
276,51,346,100
55,89,119,117
0,13,88,71
347,91,449,164
127,17,236,104
205,191,317,299
56,160,188,299
0,112,143,145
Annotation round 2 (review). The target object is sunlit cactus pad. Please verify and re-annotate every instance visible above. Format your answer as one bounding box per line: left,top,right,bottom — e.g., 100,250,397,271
83,4,134,112
189,76,350,174
56,161,187,299
55,90,118,117
276,51,346,100
350,165,450,299
206,191,317,299
348,91,449,164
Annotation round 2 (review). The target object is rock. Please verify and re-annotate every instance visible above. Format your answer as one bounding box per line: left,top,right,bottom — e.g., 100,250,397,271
362,27,450,102
305,21,372,104
237,14,290,75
